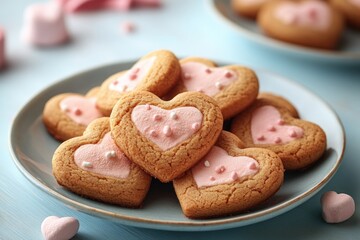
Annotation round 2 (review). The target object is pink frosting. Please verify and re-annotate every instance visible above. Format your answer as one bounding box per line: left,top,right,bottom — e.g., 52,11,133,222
321,191,356,223
74,132,131,178
349,0,360,7
109,56,156,93
22,1,69,46
41,216,79,240
60,96,103,126
275,0,331,30
181,62,238,97
131,104,203,151
251,105,304,144
192,146,259,188
0,27,5,68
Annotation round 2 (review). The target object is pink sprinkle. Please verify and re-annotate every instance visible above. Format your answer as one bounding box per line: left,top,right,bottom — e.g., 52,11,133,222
183,73,191,80
163,125,172,137
121,21,135,33
129,74,137,80
308,8,317,19
170,112,178,120
210,176,215,181
289,129,297,138
249,162,258,170
257,135,265,141
277,119,285,125
74,108,82,116
267,125,276,132
145,104,151,110
191,122,200,131
224,71,233,78
149,130,157,137
112,80,119,85
274,137,282,143
205,68,212,74
153,114,162,121
215,165,226,174
132,67,140,74
231,172,238,180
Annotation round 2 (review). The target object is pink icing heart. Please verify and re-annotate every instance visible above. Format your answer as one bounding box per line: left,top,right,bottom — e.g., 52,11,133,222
192,146,259,188
181,62,238,97
275,0,331,30
131,104,203,151
109,56,156,93
251,105,304,144
74,132,131,178
41,216,79,240
321,191,356,223
60,96,103,126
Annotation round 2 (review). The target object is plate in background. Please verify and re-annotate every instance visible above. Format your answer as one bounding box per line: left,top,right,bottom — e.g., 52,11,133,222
9,61,345,231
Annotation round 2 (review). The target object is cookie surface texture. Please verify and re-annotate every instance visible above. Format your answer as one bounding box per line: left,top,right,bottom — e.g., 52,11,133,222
110,91,223,182
231,0,270,19
173,131,284,219
52,117,152,207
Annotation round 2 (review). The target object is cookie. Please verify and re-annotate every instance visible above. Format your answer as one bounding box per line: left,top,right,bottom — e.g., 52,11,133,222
110,91,223,182
52,117,152,207
231,0,270,19
166,57,259,120
96,50,181,116
257,0,344,49
173,131,284,219
230,93,327,170
43,88,104,141
330,0,360,29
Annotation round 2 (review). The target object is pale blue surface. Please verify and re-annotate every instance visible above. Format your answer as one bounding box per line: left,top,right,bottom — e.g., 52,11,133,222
1,0,360,239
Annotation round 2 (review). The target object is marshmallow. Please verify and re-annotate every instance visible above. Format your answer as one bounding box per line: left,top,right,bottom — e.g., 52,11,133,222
41,216,79,240
22,2,69,47
321,191,355,223
0,27,5,68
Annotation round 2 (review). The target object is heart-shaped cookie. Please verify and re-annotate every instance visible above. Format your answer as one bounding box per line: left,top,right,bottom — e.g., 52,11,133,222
52,117,152,207
230,93,327,170
43,88,104,141
321,191,355,223
166,57,259,120
110,91,223,182
41,216,79,240
173,131,284,219
258,0,344,49
96,50,181,116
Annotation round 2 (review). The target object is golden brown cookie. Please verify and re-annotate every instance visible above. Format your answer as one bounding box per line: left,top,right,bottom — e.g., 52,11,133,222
173,131,284,219
232,0,271,19
52,117,152,207
166,57,259,120
330,0,360,29
110,91,223,183
230,93,327,170
96,50,181,116
258,0,344,49
43,88,104,141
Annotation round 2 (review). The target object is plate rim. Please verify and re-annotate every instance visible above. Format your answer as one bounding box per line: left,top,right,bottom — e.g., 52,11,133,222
9,61,346,231
208,0,360,61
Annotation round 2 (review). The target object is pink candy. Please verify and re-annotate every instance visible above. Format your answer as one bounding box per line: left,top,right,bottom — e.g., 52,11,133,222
321,191,355,223
41,216,79,240
0,27,5,69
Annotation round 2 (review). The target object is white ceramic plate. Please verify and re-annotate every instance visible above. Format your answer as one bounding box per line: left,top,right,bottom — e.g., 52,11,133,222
9,61,345,231
208,0,360,62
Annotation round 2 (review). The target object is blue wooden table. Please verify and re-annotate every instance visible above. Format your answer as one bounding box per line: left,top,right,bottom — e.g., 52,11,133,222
1,0,359,239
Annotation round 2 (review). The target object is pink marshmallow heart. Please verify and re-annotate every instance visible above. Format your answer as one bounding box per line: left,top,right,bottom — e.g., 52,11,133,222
74,132,131,178
321,191,355,223
181,62,238,97
192,146,259,188
251,105,304,144
275,0,331,30
41,216,79,240
60,96,103,126
131,105,203,151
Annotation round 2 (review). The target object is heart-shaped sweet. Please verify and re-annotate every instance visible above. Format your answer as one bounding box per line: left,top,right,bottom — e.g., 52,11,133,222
173,131,284,219
43,91,104,141
230,93,327,170
96,50,181,116
110,91,223,182
52,117,152,207
251,105,304,144
41,216,79,240
74,132,131,178
166,57,259,120
321,191,355,223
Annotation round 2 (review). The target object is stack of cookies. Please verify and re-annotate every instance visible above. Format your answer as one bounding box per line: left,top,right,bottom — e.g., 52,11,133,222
44,50,326,219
